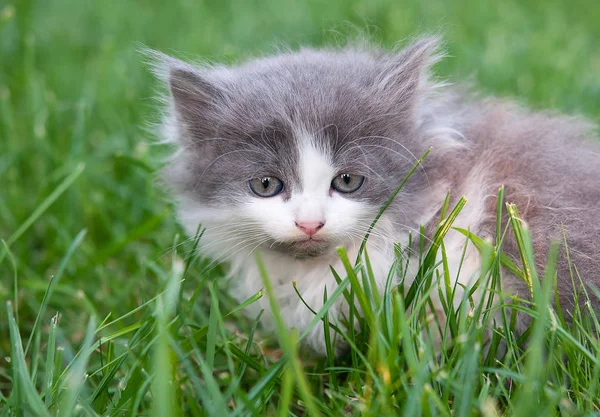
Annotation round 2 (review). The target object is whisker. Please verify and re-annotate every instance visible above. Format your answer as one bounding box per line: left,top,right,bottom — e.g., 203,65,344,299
336,111,401,150
345,142,431,189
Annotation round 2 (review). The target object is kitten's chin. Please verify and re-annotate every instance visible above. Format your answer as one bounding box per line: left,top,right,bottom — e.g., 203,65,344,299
266,238,334,259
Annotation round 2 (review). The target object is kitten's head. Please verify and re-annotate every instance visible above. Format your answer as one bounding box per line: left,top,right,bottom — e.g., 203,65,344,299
152,37,460,260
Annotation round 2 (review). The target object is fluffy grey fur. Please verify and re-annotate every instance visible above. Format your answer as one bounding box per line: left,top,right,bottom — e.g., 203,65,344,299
151,37,600,347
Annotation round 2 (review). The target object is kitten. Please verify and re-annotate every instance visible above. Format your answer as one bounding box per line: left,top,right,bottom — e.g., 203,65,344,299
150,37,600,354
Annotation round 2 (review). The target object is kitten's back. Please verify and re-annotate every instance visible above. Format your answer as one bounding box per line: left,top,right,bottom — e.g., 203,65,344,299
457,98,600,306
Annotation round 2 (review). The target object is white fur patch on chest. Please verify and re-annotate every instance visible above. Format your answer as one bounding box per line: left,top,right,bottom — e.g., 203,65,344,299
226,239,397,352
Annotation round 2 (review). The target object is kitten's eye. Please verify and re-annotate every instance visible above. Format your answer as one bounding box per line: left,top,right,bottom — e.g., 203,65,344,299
249,176,284,197
331,173,365,193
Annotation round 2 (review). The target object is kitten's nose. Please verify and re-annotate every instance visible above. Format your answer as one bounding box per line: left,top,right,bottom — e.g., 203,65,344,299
295,221,325,237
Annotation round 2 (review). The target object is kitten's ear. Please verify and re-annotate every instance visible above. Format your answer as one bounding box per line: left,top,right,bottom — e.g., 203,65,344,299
168,65,224,121
377,36,443,112
144,49,226,140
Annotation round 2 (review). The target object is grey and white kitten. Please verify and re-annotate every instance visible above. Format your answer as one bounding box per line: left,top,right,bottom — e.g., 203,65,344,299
151,37,600,354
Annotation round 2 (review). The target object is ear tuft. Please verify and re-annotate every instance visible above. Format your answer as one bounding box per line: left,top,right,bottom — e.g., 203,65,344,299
396,36,443,70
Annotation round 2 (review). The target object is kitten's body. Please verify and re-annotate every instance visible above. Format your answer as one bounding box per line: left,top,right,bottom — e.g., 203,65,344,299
152,38,600,354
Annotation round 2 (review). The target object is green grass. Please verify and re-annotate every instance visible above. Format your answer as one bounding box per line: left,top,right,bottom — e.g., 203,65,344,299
2,0,600,415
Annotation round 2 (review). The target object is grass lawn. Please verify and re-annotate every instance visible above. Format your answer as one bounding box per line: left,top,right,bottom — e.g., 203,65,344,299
1,0,600,415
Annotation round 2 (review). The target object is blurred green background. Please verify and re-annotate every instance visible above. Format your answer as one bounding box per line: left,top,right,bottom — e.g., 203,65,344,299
1,0,599,387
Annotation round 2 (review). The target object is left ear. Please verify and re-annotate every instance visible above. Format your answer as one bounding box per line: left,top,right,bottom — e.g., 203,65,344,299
377,37,466,150
376,36,443,116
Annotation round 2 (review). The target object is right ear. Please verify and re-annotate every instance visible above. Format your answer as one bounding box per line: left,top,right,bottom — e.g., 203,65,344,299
168,65,225,128
145,49,226,140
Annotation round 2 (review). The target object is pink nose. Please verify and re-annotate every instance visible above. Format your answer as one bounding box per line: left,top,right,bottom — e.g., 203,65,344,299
295,221,325,236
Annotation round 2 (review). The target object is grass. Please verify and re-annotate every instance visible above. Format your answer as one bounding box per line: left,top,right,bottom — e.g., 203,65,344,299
1,0,600,415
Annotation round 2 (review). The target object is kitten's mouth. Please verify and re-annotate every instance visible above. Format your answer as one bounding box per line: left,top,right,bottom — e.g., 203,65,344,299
266,237,332,258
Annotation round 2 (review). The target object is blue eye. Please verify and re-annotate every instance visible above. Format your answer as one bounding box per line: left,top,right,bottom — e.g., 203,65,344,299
331,173,364,193
249,176,284,197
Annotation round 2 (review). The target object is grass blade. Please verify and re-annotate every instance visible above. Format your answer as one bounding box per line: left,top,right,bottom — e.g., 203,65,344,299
5,163,84,248
256,252,322,417
25,229,86,355
6,301,52,417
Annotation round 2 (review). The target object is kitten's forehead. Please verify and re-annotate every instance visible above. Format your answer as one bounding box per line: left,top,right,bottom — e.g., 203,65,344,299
296,129,335,194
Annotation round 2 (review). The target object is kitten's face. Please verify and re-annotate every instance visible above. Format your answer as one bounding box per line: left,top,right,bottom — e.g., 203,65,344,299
242,138,371,258
158,39,448,259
